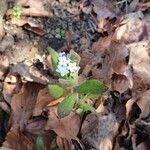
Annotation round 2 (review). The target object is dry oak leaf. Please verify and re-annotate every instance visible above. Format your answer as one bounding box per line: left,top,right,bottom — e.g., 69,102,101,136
45,106,81,140
9,82,44,130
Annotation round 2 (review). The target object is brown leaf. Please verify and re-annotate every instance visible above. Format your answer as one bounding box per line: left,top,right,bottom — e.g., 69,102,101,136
9,82,44,130
10,17,45,35
136,90,150,119
81,112,119,150
25,118,47,134
0,54,9,80
11,63,55,85
1,127,34,150
114,12,148,43
33,88,53,116
15,0,53,17
3,73,22,104
111,41,129,74
0,101,10,114
56,136,75,150
128,40,150,85
111,73,130,93
45,106,81,140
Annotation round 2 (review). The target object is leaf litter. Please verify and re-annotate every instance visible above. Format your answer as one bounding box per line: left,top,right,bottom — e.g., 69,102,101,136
0,0,150,149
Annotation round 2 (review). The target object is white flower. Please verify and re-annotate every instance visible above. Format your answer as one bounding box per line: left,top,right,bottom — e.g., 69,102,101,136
58,52,70,66
56,64,69,77
68,62,80,73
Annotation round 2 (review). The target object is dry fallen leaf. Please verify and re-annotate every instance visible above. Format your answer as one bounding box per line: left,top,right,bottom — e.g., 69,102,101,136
33,88,53,116
81,112,119,150
136,90,150,119
14,0,53,17
0,54,9,80
114,11,148,43
45,106,81,140
3,73,22,104
1,127,34,150
9,82,44,130
128,40,150,86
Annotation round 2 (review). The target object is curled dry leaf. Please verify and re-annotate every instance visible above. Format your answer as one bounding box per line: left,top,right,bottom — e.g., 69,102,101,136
11,63,55,85
81,112,119,150
0,54,9,80
3,73,22,104
45,106,81,140
111,73,131,93
11,17,45,36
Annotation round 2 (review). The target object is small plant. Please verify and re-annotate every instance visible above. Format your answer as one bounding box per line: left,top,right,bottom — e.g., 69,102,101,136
54,28,65,39
12,5,22,19
48,48,107,118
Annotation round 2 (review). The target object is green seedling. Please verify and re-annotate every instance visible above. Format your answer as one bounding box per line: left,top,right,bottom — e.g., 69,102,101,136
54,28,65,39
12,5,22,19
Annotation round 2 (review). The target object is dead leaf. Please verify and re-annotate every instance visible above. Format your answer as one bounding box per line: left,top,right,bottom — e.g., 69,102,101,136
111,73,130,93
45,106,81,140
15,0,53,17
0,101,10,114
128,40,150,85
0,54,9,80
136,90,150,119
114,11,148,43
10,17,45,35
25,118,47,134
33,88,53,116
3,73,22,104
9,82,44,130
11,63,56,85
81,112,119,150
56,136,75,150
1,127,34,150
110,41,129,74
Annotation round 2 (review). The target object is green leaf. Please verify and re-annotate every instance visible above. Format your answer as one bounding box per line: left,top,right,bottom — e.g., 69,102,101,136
48,47,59,70
69,50,80,65
48,84,64,99
79,102,95,113
36,135,45,150
58,94,76,118
75,79,107,97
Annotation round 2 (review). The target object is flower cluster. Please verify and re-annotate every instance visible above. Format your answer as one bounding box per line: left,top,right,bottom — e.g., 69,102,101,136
56,52,80,77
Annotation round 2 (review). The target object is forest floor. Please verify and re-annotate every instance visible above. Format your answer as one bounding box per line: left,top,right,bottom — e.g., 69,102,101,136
0,0,150,150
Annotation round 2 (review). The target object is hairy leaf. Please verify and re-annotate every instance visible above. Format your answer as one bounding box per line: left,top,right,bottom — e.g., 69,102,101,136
75,80,107,97
48,84,64,99
58,94,76,118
